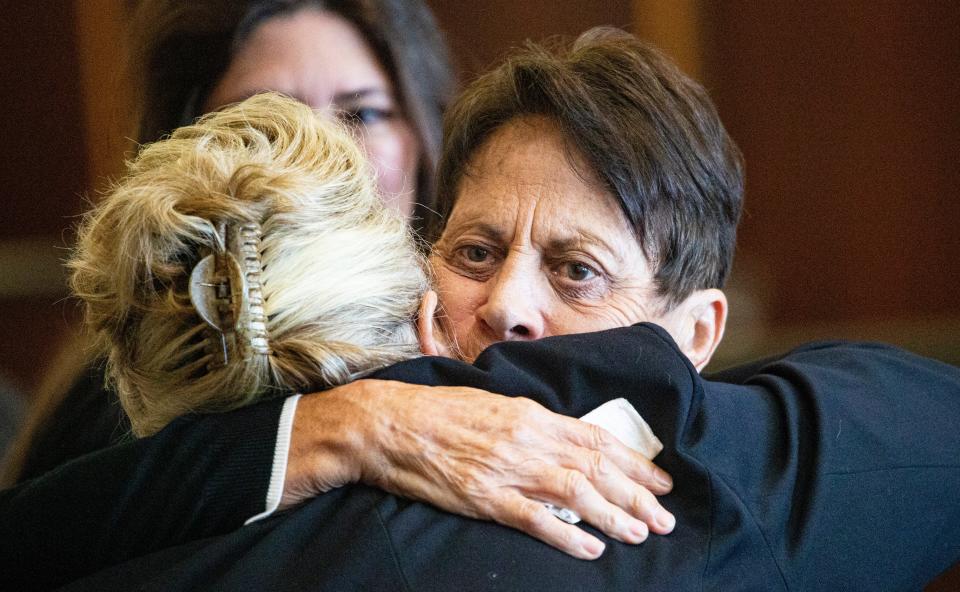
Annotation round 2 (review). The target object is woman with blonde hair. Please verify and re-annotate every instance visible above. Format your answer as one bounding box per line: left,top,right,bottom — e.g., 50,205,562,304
71,92,429,436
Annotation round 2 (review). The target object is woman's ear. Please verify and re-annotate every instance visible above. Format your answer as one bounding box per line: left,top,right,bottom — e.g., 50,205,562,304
417,290,452,357
672,289,728,372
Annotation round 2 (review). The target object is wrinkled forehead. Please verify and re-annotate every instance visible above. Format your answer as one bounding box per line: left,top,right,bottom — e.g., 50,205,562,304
462,116,604,191
441,116,637,252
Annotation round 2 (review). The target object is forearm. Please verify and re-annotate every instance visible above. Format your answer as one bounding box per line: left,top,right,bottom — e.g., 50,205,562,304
285,352,679,560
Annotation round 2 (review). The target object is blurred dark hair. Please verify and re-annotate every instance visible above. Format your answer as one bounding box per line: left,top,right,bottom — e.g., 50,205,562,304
431,27,744,307
127,0,455,215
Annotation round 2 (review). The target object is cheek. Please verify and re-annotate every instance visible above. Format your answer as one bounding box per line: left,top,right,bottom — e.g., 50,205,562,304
432,265,492,357
433,265,485,326
361,122,420,215
550,289,657,335
547,309,615,336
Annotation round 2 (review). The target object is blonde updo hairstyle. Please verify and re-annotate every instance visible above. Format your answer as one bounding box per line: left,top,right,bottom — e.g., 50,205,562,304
70,93,428,436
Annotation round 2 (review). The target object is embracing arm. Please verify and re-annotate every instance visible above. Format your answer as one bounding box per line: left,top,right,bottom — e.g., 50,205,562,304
1,374,674,589
0,397,282,591
285,379,675,560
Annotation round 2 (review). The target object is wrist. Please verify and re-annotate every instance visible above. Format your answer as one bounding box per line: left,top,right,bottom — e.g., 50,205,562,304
280,381,374,508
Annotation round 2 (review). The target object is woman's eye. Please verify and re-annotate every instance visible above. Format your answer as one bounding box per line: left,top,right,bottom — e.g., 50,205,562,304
341,107,393,126
445,244,498,281
561,262,597,281
463,246,490,263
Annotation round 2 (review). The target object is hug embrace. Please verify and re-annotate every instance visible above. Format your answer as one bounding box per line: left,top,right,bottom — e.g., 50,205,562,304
2,8,958,592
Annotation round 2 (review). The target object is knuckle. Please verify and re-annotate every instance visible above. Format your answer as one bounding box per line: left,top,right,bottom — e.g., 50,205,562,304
631,487,657,516
485,496,513,522
555,524,577,549
562,471,590,499
587,450,611,480
588,424,612,449
518,501,550,533
600,509,621,533
634,457,656,480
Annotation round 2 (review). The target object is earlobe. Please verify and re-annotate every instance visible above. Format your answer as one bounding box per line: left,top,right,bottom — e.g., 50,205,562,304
417,290,452,358
681,289,728,372
417,291,440,355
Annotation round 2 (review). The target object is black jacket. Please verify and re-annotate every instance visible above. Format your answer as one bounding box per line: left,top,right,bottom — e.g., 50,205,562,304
13,324,956,591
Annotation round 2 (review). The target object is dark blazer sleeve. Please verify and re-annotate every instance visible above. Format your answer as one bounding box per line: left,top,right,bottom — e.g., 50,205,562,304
687,340,960,590
381,325,960,590
16,362,130,482
0,396,284,592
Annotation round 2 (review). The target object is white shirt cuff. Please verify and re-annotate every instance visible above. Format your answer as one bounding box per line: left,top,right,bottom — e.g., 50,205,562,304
244,393,301,525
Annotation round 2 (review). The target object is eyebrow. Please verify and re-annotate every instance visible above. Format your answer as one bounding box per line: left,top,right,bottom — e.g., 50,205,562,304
332,88,390,104
447,219,624,264
468,222,506,242
546,231,625,264
442,220,506,244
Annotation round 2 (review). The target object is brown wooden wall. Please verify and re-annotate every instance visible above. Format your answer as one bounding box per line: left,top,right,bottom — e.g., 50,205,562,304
0,3,88,395
703,2,960,364
427,0,632,77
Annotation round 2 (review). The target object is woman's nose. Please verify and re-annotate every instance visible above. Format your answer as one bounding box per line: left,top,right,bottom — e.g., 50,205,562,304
476,256,546,342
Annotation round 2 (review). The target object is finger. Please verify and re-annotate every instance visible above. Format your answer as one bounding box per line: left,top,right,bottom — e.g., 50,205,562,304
493,494,607,560
531,467,651,544
555,416,674,494
556,447,676,535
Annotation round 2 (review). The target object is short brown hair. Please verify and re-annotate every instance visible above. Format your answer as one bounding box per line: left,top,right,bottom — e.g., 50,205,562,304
431,27,743,307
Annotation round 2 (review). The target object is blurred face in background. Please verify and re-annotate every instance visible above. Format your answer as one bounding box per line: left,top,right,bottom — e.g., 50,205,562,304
204,7,422,215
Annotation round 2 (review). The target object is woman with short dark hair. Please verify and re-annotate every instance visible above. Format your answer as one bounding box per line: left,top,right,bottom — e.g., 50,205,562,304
433,28,742,304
